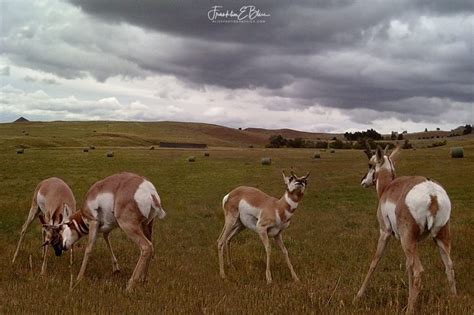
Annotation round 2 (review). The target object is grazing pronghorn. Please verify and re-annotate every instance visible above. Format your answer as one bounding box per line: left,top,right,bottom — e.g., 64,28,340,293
355,144,457,313
12,177,76,275
218,171,310,284
50,172,166,291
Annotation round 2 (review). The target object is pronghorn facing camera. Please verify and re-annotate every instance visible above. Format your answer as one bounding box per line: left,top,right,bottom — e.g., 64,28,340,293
355,144,457,313
12,177,76,275
52,172,166,291
218,171,310,284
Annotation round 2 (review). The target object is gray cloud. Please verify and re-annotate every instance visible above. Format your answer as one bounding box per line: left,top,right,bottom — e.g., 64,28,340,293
0,0,472,129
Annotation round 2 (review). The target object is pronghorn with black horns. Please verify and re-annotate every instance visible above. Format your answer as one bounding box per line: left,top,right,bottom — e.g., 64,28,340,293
12,177,76,275
218,170,310,284
50,172,166,291
355,142,457,313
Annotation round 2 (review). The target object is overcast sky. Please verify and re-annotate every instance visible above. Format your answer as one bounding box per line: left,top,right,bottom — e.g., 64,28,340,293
0,0,472,133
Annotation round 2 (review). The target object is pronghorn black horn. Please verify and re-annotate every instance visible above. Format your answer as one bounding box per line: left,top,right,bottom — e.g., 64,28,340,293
303,171,311,179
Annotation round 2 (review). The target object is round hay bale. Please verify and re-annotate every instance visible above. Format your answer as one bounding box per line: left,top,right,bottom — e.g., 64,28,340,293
149,146,155,150
89,146,96,150
204,152,210,157
313,153,321,159
261,157,272,165
248,145,254,149
330,149,335,153
16,148,24,154
83,148,89,152
106,151,114,158
188,156,196,162
451,147,464,158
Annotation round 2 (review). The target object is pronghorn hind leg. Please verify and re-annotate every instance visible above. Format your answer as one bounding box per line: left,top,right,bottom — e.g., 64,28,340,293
12,206,39,264
401,233,423,314
72,220,99,290
141,219,155,281
354,230,391,301
117,215,153,291
435,223,457,295
40,229,49,275
217,213,239,279
275,233,300,282
225,220,244,268
103,232,120,274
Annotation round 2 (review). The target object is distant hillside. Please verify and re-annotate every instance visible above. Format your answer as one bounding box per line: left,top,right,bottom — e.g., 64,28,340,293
0,120,470,150
245,128,342,141
0,121,269,149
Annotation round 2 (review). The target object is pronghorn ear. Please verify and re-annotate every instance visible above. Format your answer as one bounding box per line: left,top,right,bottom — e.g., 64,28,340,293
389,145,401,164
376,145,384,163
282,171,289,185
61,204,69,224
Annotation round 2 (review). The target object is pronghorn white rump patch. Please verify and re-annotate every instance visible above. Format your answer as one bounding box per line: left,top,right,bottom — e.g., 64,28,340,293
238,199,259,232
381,201,399,238
405,181,451,235
134,180,165,220
284,192,298,210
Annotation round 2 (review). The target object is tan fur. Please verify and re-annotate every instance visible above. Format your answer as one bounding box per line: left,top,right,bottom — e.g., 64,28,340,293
66,172,164,292
218,172,309,283
12,177,76,275
356,147,457,314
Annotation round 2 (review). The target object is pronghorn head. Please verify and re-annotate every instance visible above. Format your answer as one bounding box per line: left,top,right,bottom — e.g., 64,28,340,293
361,143,401,188
282,170,310,194
42,224,64,256
41,204,70,256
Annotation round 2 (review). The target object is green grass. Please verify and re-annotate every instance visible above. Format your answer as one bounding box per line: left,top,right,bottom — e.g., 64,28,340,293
0,128,473,314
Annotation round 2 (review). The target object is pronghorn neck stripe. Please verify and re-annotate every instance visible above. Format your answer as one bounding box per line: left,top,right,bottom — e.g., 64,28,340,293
284,192,298,211
71,218,89,236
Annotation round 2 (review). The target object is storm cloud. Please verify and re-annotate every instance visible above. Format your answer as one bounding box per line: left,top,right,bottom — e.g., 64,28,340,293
0,0,472,131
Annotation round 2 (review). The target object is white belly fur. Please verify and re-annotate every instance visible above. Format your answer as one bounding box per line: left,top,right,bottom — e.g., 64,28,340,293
405,181,451,236
238,200,290,236
381,201,399,238
239,199,259,232
87,192,117,233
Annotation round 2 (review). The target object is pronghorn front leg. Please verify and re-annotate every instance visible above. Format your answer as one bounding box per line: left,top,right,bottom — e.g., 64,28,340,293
12,206,38,264
275,233,300,282
72,220,99,290
257,224,272,284
354,229,391,301
40,228,49,275
103,232,120,274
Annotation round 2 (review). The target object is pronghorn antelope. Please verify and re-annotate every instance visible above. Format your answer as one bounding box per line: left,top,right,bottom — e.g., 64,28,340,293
218,171,310,284
12,177,76,275
355,144,457,313
51,172,166,291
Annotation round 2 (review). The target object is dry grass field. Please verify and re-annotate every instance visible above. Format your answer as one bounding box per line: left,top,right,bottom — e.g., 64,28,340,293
0,122,473,314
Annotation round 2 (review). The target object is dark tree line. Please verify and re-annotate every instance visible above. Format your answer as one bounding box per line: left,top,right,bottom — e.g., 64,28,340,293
344,129,383,141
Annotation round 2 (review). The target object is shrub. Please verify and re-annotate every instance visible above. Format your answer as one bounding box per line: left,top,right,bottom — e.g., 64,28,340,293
16,148,24,154
313,153,321,159
188,156,196,162
428,140,447,148
330,149,335,153
204,152,210,157
83,148,89,152
106,151,114,157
